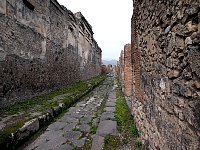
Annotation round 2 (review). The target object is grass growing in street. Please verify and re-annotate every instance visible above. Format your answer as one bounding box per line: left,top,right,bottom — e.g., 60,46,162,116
104,79,143,150
0,75,106,148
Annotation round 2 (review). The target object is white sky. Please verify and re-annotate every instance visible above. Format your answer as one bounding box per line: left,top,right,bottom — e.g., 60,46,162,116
57,0,133,60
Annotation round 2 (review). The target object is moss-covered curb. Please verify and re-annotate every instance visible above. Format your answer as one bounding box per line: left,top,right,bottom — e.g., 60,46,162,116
0,75,106,150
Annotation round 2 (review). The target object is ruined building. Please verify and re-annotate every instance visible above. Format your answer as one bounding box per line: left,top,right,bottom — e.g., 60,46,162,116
119,0,200,149
0,0,102,107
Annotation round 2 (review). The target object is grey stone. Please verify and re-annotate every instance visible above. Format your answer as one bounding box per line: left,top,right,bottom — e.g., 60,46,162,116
18,118,39,140
63,131,82,141
54,144,73,150
100,112,115,121
96,120,117,136
104,107,116,112
62,123,77,132
105,102,116,107
58,115,79,123
91,135,104,150
46,122,66,131
107,98,116,103
40,130,64,140
71,138,86,147
80,116,92,124
27,135,67,150
77,124,91,132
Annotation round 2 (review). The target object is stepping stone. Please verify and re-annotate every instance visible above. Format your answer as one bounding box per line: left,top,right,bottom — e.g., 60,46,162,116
91,135,104,150
63,131,82,142
77,124,91,132
46,122,66,131
104,107,116,112
100,112,115,121
96,120,117,136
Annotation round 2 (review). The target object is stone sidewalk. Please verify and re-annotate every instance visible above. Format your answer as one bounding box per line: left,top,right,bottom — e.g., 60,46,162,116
91,88,118,150
22,77,117,150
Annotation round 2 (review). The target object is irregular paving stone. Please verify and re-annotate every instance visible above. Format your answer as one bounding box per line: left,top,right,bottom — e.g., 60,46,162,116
100,112,115,121
57,115,79,123
63,131,82,142
62,123,77,132
71,138,86,147
107,98,117,103
27,135,67,150
104,107,116,112
24,77,114,149
80,116,92,124
91,135,104,150
105,102,116,107
77,124,91,132
40,130,64,140
54,144,73,150
96,120,117,136
46,122,66,131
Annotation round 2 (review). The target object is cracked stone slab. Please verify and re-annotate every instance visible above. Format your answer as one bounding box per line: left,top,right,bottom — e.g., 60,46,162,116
104,107,116,112
63,131,82,142
96,120,117,136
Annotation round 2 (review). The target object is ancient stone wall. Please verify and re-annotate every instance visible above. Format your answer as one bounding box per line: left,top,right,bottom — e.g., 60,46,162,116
0,0,102,107
130,0,200,149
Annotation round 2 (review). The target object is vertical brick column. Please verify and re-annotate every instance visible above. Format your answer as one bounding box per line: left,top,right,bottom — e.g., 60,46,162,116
124,44,132,97
131,1,144,103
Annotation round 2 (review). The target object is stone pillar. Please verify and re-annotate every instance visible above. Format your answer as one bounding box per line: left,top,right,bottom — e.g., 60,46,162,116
124,44,132,97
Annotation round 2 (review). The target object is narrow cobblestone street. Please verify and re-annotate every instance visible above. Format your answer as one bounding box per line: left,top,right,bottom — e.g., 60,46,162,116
23,76,118,150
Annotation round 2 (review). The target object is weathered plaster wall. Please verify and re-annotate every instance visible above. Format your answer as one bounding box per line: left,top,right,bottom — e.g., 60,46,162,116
0,0,102,107
131,0,200,149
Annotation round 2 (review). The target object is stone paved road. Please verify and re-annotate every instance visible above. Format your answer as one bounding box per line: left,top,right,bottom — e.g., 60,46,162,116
23,77,117,150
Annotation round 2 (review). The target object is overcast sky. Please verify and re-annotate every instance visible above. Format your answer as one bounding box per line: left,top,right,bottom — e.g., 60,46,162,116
57,0,133,60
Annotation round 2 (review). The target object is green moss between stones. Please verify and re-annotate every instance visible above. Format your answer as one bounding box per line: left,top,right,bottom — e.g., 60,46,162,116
0,75,106,149
104,79,143,149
